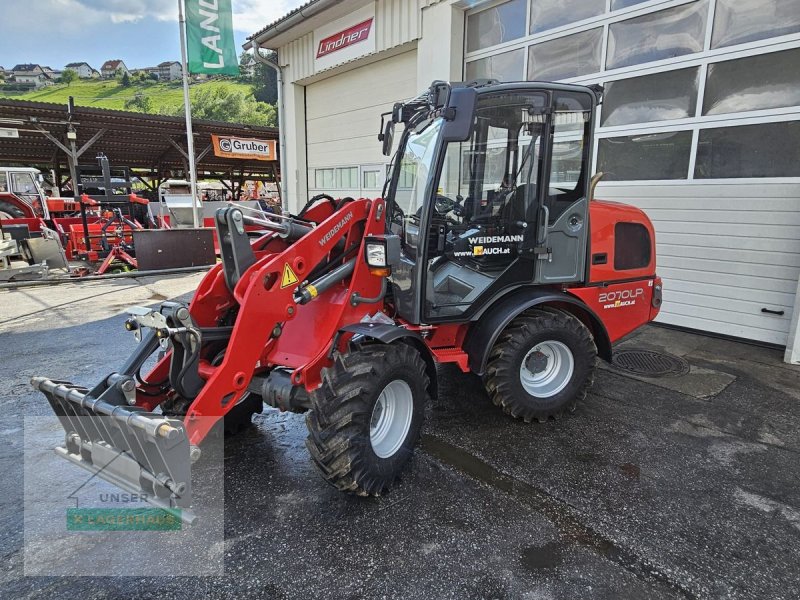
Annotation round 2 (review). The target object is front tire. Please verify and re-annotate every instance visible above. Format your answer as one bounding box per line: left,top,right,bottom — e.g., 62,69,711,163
0,200,26,220
484,308,596,423
306,343,428,496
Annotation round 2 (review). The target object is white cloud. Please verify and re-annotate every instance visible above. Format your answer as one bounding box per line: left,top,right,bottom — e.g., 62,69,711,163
231,0,307,34
0,0,305,46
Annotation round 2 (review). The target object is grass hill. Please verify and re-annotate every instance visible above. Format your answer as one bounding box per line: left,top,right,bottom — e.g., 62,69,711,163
0,78,257,114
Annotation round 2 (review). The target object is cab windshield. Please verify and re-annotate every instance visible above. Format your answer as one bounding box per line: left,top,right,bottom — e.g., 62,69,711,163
387,117,443,259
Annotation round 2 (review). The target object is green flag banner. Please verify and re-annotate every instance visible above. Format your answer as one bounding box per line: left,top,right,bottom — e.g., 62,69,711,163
184,0,239,76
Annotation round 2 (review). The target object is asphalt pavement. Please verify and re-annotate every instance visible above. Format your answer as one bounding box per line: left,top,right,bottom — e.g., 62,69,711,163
1,274,799,599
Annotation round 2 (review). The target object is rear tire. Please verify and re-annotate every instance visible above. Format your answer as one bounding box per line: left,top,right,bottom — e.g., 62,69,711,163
0,200,26,220
484,308,596,423
306,343,428,496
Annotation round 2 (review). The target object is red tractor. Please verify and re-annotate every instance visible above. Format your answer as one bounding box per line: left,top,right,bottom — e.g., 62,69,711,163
33,81,662,522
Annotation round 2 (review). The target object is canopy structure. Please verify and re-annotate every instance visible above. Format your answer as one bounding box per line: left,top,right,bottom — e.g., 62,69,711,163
0,99,280,197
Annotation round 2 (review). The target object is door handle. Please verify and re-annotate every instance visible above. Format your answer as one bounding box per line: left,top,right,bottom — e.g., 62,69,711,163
537,205,549,245
535,205,551,261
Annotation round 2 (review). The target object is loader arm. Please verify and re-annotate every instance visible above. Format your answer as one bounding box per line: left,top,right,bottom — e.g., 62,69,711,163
180,198,387,444
31,198,389,519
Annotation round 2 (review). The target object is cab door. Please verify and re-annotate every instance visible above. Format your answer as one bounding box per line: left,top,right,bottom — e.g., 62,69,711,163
533,91,595,285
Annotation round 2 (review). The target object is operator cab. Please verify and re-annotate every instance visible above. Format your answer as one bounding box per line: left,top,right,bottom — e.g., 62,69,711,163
382,81,598,324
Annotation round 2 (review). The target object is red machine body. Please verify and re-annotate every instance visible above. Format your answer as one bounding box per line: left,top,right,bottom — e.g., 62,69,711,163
134,196,659,446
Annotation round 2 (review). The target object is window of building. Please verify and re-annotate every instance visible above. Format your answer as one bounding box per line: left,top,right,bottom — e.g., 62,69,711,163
466,0,527,53
530,0,605,34
611,0,650,10
396,162,417,189
695,121,800,178
363,169,383,189
712,0,800,49
315,168,334,189
528,28,603,81
598,131,693,180
465,49,525,82
606,1,708,70
601,67,700,126
335,167,359,189
703,48,800,116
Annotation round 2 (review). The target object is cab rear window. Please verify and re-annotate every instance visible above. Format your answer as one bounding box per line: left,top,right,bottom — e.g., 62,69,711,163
614,222,651,270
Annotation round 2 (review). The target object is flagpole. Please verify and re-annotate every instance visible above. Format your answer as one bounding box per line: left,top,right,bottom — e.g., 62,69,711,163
178,0,200,228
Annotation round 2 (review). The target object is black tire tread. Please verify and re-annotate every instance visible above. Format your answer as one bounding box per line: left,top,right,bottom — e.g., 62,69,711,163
485,307,596,423
306,343,428,496
0,200,27,219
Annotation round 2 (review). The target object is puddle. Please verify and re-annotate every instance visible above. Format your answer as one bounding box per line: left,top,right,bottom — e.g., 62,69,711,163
421,435,693,598
521,541,564,570
619,463,641,480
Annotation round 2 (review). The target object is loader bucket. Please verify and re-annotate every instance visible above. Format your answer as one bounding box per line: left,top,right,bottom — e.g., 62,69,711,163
31,376,196,525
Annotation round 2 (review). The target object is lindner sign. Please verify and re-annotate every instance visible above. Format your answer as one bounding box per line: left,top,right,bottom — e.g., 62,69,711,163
212,135,277,161
184,0,239,76
316,18,374,59
314,3,376,72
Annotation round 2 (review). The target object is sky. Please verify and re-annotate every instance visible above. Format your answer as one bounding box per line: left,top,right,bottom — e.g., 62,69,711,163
0,0,307,70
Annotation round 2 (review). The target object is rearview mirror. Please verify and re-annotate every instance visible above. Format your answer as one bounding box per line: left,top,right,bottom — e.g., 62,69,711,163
381,121,395,156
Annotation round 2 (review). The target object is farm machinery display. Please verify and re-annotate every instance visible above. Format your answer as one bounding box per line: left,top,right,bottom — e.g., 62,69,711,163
32,80,662,523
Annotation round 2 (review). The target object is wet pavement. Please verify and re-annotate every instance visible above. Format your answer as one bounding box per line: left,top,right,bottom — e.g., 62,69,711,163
1,275,799,599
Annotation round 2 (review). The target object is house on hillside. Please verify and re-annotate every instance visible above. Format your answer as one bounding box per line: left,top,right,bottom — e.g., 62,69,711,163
158,61,182,81
100,59,129,78
10,64,52,89
64,62,99,78
239,53,257,78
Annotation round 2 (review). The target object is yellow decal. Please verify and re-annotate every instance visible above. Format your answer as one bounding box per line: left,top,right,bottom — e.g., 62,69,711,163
281,264,299,288
473,245,484,256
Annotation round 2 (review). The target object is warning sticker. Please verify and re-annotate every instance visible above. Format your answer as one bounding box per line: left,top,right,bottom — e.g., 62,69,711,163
281,264,299,289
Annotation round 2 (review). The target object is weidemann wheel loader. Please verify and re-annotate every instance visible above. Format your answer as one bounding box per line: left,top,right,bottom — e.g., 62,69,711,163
33,80,662,522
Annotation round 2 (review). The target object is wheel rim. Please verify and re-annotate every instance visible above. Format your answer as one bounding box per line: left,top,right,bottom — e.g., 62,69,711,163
369,379,414,459
519,341,574,398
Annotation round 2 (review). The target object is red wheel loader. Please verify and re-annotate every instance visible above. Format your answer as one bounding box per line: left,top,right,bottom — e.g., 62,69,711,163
32,81,662,522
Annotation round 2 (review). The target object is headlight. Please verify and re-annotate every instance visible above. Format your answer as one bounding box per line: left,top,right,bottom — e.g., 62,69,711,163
365,242,387,267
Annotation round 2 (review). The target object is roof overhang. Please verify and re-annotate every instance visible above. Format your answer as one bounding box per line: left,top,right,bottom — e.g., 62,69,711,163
245,0,373,50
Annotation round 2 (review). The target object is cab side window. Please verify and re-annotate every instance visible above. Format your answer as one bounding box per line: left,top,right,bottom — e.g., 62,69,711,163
11,172,37,196
545,93,592,224
0,173,7,193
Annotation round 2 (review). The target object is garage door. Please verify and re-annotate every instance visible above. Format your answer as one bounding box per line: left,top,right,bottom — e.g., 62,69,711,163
597,182,800,345
305,49,418,196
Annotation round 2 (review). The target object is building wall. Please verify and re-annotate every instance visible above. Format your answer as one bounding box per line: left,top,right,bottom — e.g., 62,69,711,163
276,0,447,213
267,0,800,357
462,0,800,353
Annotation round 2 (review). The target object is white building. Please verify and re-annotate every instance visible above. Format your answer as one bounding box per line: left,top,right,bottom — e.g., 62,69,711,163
101,60,129,78
64,62,98,79
11,64,51,89
158,61,183,81
247,0,800,360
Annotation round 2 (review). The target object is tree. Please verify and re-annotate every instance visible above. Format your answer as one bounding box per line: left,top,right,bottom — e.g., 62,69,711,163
149,72,160,82
61,69,78,87
125,94,153,113
252,49,278,105
238,51,254,80
175,86,276,126
120,71,131,87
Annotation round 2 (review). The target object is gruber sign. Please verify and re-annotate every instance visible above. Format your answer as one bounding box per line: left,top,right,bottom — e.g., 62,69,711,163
211,135,276,161
316,18,374,58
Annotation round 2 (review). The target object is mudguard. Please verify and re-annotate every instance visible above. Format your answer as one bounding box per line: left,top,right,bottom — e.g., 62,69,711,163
463,287,613,376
